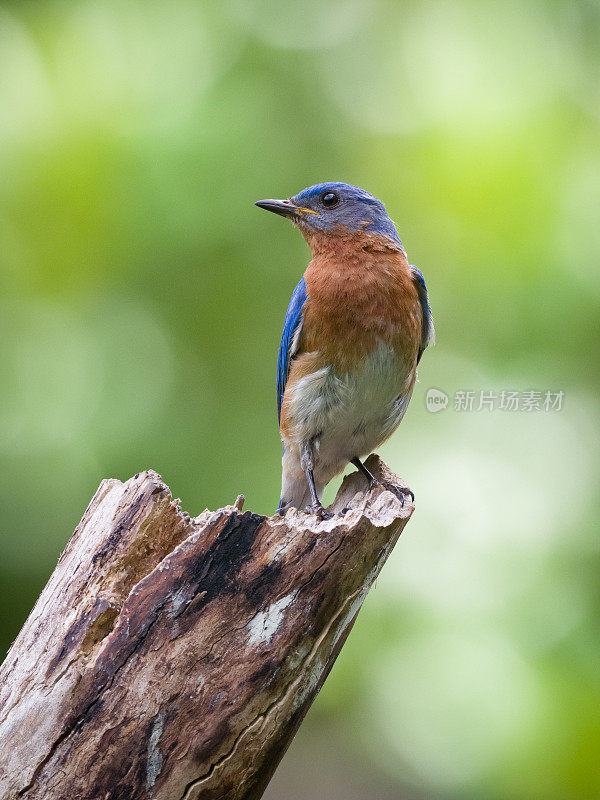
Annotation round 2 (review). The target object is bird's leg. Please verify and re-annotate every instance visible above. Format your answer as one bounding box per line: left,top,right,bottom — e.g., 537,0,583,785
300,441,332,520
351,457,414,507
351,457,379,491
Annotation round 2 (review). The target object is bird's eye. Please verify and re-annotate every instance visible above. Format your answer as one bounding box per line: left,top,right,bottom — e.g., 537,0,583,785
321,192,339,207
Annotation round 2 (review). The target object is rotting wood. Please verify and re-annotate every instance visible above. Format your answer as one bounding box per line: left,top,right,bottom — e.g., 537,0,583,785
0,455,413,800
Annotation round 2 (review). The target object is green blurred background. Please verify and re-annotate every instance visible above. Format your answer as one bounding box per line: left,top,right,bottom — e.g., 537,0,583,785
1,1,599,797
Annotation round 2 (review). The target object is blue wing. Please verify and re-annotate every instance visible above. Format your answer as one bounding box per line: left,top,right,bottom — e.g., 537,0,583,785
277,277,307,421
410,266,435,363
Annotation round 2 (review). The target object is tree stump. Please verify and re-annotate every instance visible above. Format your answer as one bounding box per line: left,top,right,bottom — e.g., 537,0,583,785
0,455,413,800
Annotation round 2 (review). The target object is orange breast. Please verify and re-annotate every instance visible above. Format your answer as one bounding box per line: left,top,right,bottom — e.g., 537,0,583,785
299,232,422,373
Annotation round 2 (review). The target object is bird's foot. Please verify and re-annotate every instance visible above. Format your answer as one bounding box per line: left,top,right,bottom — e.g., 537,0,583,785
384,483,414,507
308,502,334,520
366,477,414,507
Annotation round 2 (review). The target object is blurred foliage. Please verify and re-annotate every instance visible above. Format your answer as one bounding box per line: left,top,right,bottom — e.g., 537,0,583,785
1,1,599,798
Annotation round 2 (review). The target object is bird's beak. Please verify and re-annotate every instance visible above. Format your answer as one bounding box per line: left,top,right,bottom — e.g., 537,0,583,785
254,198,318,218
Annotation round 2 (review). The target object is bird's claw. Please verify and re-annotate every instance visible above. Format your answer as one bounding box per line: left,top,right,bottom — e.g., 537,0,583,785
386,484,414,507
308,503,334,520
367,478,414,507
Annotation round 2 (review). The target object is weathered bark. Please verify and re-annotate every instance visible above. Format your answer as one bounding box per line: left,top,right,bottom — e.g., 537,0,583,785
0,455,413,800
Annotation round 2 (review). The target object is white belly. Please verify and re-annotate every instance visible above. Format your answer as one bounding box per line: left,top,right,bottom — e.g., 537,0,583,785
285,341,416,473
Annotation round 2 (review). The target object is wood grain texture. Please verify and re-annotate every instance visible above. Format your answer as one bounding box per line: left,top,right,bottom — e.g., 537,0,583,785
0,455,413,800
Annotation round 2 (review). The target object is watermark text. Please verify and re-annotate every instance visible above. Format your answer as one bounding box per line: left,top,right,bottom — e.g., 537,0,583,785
426,389,564,413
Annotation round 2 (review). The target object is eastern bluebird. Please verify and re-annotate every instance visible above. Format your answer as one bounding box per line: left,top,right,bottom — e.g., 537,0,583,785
255,182,434,518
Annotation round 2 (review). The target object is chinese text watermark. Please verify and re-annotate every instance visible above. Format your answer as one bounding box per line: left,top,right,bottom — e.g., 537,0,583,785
426,388,564,413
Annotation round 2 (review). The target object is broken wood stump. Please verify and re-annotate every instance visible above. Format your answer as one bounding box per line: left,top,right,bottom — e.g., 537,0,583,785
0,455,413,800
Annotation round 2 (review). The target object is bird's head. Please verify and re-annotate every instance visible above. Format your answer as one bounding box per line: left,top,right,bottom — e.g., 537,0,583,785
255,182,403,251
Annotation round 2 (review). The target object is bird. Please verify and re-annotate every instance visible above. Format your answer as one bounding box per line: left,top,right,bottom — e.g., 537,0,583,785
255,182,434,518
